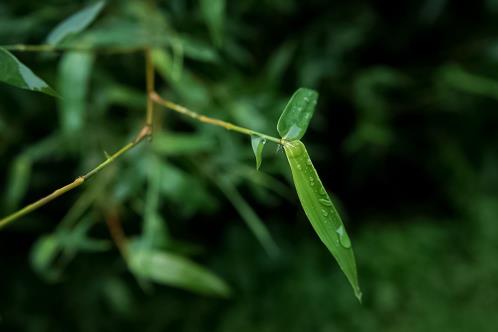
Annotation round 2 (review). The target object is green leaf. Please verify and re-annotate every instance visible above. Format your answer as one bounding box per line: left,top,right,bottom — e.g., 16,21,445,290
152,132,214,156
283,140,361,301
0,48,57,97
30,235,62,282
200,0,225,46
251,135,266,170
46,0,106,45
277,88,318,141
5,155,32,210
128,246,230,297
143,157,170,249
58,51,95,137
217,178,278,257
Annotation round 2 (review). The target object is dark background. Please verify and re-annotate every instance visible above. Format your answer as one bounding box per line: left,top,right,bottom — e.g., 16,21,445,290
1,0,498,331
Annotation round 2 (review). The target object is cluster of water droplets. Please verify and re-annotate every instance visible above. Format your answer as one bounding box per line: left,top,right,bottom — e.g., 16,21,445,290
301,156,351,249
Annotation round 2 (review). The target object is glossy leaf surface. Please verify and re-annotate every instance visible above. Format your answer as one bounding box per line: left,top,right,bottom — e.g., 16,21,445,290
277,88,318,140
251,135,266,170
0,48,57,96
284,140,361,301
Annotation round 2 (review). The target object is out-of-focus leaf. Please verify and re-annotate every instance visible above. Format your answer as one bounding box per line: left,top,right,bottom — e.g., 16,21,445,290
200,0,225,46
70,19,168,49
143,157,170,249
0,47,57,96
99,277,134,315
152,49,210,105
265,42,296,84
217,178,278,256
58,51,94,137
46,0,106,45
347,67,405,153
30,235,61,282
30,215,109,283
159,162,217,217
250,135,266,170
4,135,60,210
4,155,31,210
57,215,110,259
439,64,498,100
152,132,214,156
128,246,230,297
181,36,219,62
277,88,319,140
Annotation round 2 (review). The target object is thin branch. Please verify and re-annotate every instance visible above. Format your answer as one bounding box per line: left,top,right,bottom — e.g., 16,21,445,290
0,126,151,230
150,92,284,145
1,44,147,54
105,209,129,259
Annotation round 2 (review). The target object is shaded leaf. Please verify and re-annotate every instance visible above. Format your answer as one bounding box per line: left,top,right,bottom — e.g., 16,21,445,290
250,135,266,170
217,178,278,256
46,0,106,45
30,235,61,282
128,246,230,297
143,157,170,249
200,0,225,46
58,51,94,137
277,88,318,140
4,155,32,210
0,47,57,96
152,132,214,156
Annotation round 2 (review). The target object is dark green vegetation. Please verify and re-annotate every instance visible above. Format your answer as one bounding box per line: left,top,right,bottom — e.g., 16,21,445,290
1,0,498,331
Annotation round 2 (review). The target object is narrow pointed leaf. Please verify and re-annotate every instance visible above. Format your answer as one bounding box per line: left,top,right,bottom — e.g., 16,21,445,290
0,48,57,96
283,140,361,301
128,247,230,297
277,88,318,141
58,51,94,136
200,0,225,46
46,0,106,45
217,178,278,257
250,135,266,170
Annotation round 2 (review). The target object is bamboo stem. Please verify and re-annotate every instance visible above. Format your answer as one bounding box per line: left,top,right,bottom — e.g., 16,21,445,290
150,92,284,145
0,126,151,230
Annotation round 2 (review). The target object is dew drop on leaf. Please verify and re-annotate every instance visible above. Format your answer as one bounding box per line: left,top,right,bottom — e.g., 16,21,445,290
336,225,351,248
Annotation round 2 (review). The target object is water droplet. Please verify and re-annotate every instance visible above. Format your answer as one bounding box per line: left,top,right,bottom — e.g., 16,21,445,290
297,164,302,170
336,226,351,248
319,187,327,195
319,198,332,206
306,158,312,166
321,209,328,217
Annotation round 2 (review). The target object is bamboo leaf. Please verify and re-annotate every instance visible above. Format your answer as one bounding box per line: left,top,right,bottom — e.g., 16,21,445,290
277,88,318,141
128,246,230,297
30,235,61,282
200,0,225,46
217,178,279,257
250,135,266,170
58,51,95,137
283,140,361,301
46,1,106,45
0,47,57,96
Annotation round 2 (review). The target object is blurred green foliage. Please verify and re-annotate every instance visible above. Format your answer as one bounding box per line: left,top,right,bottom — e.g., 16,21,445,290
1,0,498,331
